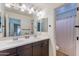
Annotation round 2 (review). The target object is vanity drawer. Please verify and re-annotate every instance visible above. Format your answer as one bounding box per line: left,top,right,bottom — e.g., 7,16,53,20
41,39,49,46
32,41,42,47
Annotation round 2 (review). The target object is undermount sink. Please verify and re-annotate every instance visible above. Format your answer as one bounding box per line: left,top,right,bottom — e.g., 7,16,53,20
0,38,27,44
0,40,13,43
0,36,40,45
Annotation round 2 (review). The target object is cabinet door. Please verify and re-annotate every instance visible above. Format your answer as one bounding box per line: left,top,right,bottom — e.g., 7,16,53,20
0,48,16,56
41,40,49,56
17,44,32,56
32,41,42,56
41,46,49,56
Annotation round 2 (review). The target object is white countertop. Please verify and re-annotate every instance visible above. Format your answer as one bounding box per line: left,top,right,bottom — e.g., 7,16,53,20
0,33,49,51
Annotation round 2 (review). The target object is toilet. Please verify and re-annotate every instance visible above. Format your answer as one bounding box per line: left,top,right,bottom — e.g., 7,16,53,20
56,45,60,50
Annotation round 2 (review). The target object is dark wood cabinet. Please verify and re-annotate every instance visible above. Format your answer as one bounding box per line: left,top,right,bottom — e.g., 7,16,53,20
32,41,42,56
0,39,49,56
0,48,16,56
41,46,48,56
17,44,32,56
41,40,49,56
32,39,49,56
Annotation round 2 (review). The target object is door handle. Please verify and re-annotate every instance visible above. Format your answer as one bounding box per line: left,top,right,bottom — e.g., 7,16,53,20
77,37,79,40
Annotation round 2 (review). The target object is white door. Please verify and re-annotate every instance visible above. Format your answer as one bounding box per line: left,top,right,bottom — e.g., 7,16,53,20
75,7,79,55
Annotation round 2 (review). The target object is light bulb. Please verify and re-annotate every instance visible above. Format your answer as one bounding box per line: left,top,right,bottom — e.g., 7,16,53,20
22,4,26,9
5,4,11,8
29,11,32,14
30,7,34,12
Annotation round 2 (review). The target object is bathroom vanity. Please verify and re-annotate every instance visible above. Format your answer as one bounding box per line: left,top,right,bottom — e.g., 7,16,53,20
0,32,49,56
0,39,49,56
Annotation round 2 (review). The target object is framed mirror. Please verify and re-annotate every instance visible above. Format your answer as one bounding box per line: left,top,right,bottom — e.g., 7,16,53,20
9,18,21,36
6,16,34,37
4,9,34,37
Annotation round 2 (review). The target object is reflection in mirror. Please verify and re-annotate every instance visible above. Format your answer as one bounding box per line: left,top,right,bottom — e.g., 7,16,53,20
0,16,1,32
37,20,40,31
9,18,21,36
0,14,4,37
8,17,34,37
21,19,34,35
37,18,48,32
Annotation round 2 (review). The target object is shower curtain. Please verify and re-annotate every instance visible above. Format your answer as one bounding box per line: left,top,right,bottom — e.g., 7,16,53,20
56,3,76,56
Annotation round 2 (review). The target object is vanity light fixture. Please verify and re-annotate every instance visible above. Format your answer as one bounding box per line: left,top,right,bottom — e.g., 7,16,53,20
28,7,34,14
30,7,34,13
21,4,26,9
28,10,32,14
20,4,26,12
5,3,42,16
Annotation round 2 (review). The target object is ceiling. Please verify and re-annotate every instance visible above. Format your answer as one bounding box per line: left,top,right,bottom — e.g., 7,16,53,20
32,3,64,9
